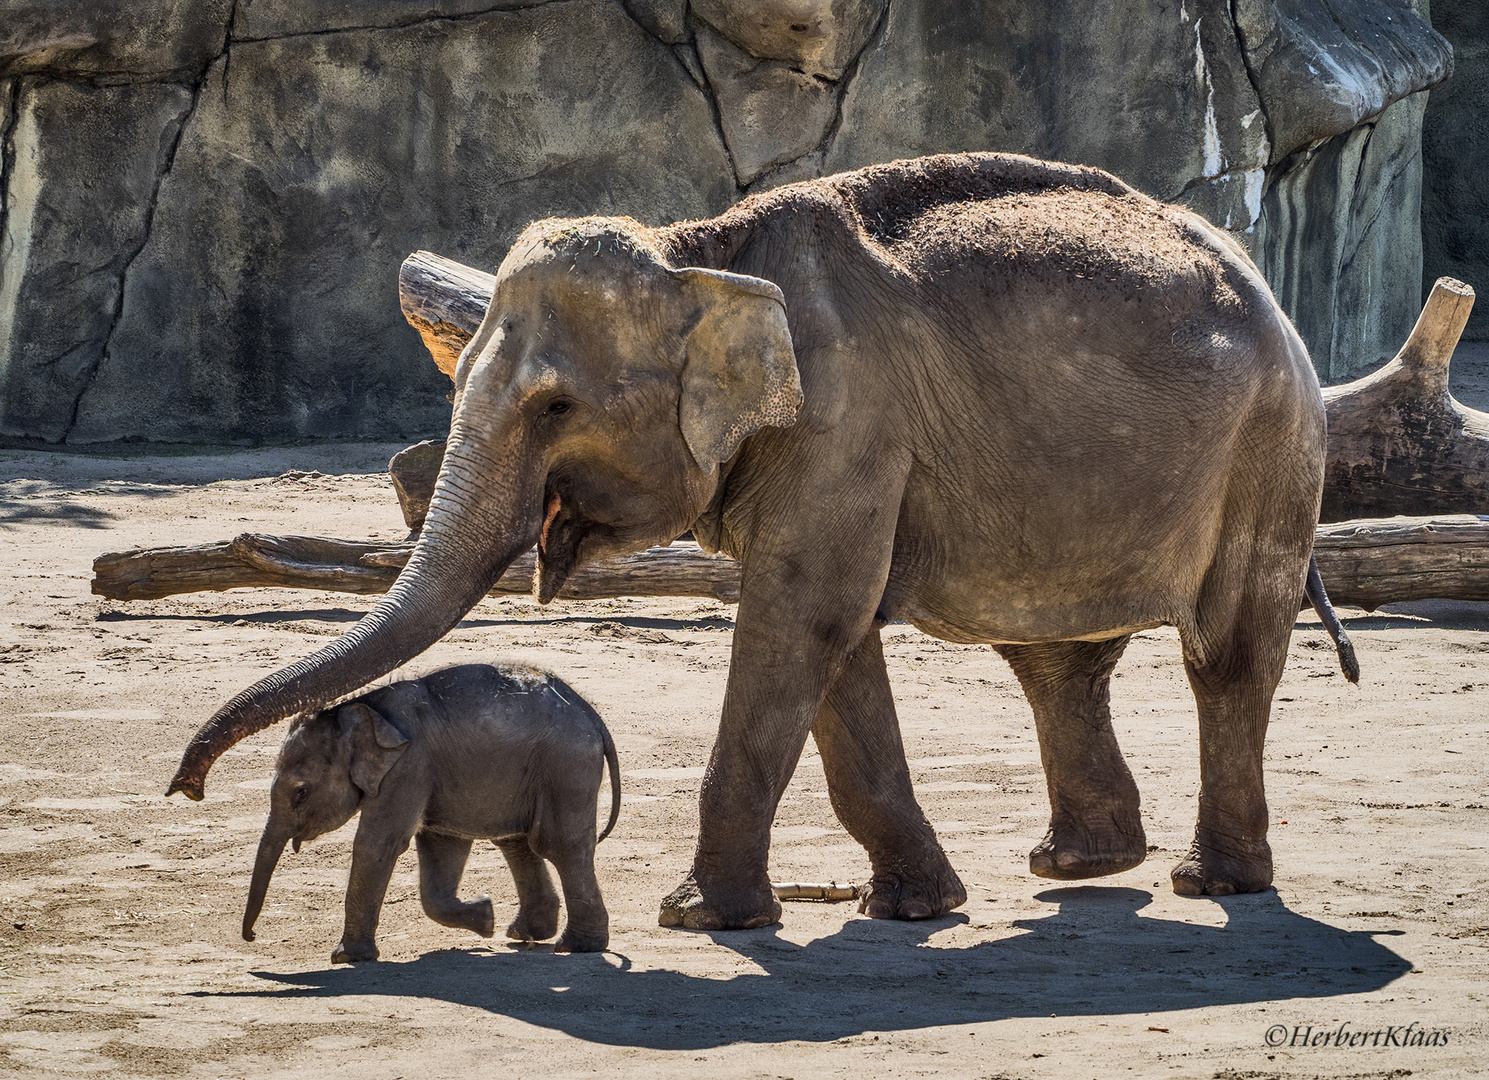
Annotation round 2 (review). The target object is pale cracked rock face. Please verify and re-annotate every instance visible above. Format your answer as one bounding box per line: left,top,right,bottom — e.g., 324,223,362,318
0,0,1461,443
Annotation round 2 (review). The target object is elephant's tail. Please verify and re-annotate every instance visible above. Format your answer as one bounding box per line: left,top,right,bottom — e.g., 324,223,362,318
1305,554,1360,684
597,723,621,844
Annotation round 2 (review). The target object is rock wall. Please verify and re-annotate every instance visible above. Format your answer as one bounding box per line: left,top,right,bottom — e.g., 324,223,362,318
1422,4,1488,342
0,0,1453,444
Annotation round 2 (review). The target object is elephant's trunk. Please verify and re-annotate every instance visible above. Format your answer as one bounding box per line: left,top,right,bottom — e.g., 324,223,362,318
168,430,541,801
242,825,289,941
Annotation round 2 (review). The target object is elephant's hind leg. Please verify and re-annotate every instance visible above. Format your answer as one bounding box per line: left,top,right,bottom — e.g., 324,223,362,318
496,838,561,942
813,630,966,920
1172,591,1294,897
994,637,1146,880
417,832,495,937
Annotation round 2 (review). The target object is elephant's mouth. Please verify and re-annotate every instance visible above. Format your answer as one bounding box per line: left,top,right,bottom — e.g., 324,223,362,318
536,489,587,604
534,476,667,603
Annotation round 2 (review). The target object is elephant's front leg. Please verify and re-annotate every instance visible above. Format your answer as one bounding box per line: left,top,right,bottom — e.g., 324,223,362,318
334,809,417,964
813,630,965,919
659,506,900,931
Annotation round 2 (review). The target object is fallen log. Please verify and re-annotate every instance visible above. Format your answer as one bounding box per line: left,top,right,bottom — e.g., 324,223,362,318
399,252,1486,523
92,516,1489,610
1311,515,1489,610
92,536,741,604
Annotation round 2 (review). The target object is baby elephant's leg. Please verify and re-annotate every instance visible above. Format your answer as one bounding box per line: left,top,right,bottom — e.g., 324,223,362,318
533,832,608,953
417,832,494,937
497,837,560,943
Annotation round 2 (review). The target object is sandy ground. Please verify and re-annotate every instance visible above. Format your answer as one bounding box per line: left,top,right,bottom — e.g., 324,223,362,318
1,348,1487,1078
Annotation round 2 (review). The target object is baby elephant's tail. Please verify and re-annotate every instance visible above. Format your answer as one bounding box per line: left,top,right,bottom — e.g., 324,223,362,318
1306,555,1360,684
597,724,621,844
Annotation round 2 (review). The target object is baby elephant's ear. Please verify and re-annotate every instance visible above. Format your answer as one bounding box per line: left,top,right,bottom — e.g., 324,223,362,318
672,267,802,473
340,703,409,799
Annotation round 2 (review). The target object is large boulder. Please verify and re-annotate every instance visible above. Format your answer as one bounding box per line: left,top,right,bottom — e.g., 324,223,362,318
6,1,734,444
0,0,1459,444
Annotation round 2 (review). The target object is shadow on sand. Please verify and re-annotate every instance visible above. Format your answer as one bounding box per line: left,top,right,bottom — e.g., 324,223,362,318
204,886,1408,1049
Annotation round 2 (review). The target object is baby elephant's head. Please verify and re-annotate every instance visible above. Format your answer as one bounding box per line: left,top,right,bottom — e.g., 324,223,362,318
241,702,409,942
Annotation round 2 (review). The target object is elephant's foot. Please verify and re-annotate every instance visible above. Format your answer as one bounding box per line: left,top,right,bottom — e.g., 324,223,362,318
554,923,609,953
424,895,495,938
1029,809,1146,880
858,850,967,920
506,898,560,942
658,874,780,931
1171,829,1272,897
331,938,379,964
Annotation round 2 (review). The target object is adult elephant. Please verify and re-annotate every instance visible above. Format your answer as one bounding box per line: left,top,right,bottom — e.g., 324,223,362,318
171,152,1330,930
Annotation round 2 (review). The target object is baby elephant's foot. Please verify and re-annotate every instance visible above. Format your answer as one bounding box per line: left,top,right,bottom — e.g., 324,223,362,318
331,939,379,964
1171,831,1272,897
506,899,560,943
462,896,496,938
859,853,967,920
424,895,496,938
553,923,609,953
1029,809,1146,880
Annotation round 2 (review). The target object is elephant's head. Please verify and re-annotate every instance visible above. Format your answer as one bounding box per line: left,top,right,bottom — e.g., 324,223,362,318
168,217,801,800
241,702,409,942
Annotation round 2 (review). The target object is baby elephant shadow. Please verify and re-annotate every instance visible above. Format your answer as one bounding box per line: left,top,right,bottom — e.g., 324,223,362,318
221,885,1409,1050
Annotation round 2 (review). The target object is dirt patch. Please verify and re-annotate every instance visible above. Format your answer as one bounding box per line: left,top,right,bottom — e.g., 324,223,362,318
0,434,1484,1078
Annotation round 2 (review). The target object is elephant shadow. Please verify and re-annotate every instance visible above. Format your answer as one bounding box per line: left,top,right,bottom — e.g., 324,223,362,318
211,886,1408,1050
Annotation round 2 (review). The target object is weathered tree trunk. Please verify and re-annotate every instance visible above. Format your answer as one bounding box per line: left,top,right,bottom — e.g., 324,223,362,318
92,536,742,604
1311,516,1489,610
1321,278,1484,521
397,251,496,378
388,439,446,531
399,253,1487,524
92,517,1489,610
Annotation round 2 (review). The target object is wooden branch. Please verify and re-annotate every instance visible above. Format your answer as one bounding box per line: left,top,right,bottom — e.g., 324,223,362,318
1321,278,1484,521
92,536,742,604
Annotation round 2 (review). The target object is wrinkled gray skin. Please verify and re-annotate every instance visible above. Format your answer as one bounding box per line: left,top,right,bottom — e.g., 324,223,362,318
243,664,620,962
175,152,1328,933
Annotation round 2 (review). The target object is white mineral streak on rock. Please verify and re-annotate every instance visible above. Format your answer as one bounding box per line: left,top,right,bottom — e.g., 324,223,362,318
0,95,40,361
1242,167,1265,230
1195,19,1223,178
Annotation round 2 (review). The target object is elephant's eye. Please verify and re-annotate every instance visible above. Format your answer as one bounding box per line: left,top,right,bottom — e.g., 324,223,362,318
545,399,572,417
292,786,310,807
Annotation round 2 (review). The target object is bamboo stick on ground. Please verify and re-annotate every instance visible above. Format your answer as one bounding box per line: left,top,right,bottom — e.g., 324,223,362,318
771,883,861,902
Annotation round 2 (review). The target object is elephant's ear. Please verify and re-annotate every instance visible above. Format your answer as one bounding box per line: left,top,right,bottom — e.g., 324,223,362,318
340,703,409,799
672,267,803,474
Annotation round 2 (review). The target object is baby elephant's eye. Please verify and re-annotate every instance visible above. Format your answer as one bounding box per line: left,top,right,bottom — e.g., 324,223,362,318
545,398,572,417
292,786,310,807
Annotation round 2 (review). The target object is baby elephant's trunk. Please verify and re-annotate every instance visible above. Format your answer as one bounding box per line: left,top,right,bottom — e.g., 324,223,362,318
243,826,289,941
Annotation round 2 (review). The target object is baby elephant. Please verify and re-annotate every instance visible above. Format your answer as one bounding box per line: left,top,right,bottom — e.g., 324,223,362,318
242,663,620,962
